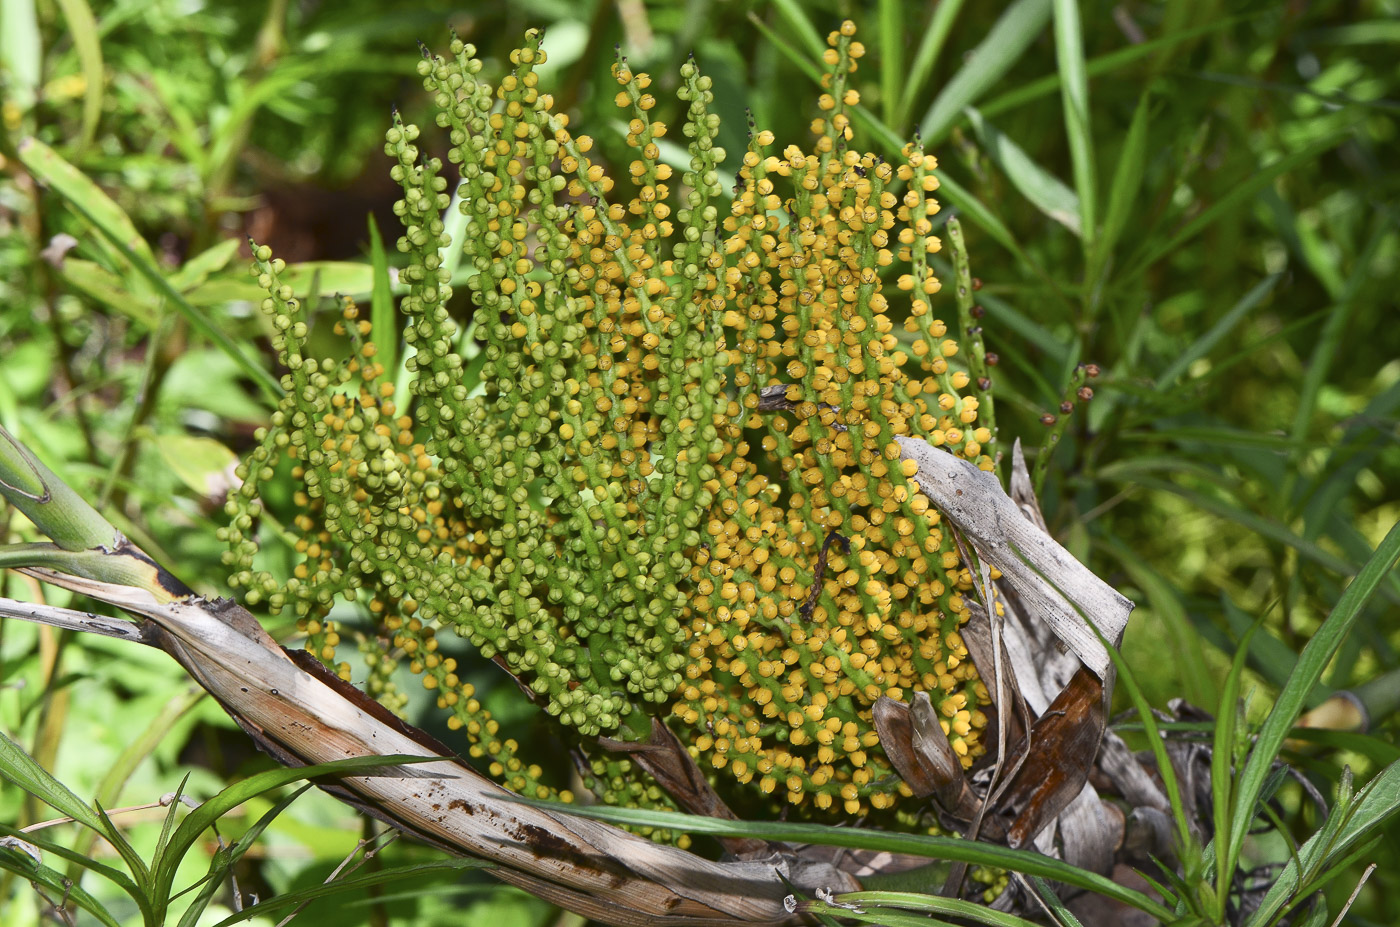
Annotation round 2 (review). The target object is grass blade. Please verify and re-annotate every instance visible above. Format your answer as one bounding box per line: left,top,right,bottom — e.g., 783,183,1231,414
1102,470,1356,577
746,12,823,84
1097,628,1195,860
367,213,397,377
917,0,1053,144
0,0,41,111
1029,875,1086,926
0,822,143,901
165,238,241,291
1093,91,1151,286
979,16,1244,119
895,0,966,131
1212,621,1259,921
17,136,155,268
0,727,107,832
52,0,104,149
1103,537,1216,707
212,858,491,927
173,785,313,927
965,107,1081,235
929,168,1030,262
92,801,151,888
1052,0,1096,251
1225,519,1400,896
17,138,282,402
505,797,1174,920
1126,133,1348,278
808,890,1043,927
1246,759,1400,927
768,0,825,62
1155,273,1281,388
877,0,902,125
149,754,438,907
0,848,122,927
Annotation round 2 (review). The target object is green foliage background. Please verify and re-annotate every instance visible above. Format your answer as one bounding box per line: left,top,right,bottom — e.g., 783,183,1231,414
1,0,1397,924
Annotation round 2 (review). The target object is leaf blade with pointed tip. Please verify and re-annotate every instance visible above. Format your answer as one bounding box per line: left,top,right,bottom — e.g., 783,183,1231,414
965,108,1081,235
1052,0,1096,251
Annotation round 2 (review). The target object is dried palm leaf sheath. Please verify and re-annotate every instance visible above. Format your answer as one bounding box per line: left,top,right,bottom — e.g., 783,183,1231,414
881,438,1136,895
896,436,1132,681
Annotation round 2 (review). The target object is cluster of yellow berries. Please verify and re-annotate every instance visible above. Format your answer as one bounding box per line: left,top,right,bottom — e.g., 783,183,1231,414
223,20,991,824
667,25,991,815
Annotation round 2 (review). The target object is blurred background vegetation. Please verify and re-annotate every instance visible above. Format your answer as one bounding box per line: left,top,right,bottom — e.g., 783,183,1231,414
1,0,1397,924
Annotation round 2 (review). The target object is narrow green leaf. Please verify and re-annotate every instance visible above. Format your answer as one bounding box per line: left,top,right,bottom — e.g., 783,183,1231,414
810,901,1029,927
57,258,161,326
212,859,492,927
368,213,398,378
1280,213,1386,515
1029,876,1086,927
1094,91,1150,284
1155,274,1281,388
52,0,104,148
0,848,122,927
174,785,313,927
818,890,1042,927
768,0,826,62
153,434,238,499
1095,625,1196,856
17,137,155,269
0,822,143,902
1226,519,1400,897
1303,378,1400,540
92,800,151,890
1213,622,1259,920
917,0,1053,144
504,797,1174,920
0,728,107,832
17,138,281,402
1119,425,1309,451
1308,20,1400,45
186,259,378,306
1052,0,1096,251
150,775,191,878
1126,134,1347,277
746,12,824,85
1246,759,1400,927
979,17,1244,119
1220,595,1302,692
895,0,966,131
877,0,902,125
149,755,438,907
1285,729,1400,767
927,168,1027,261
965,108,1081,235
928,255,1070,366
166,237,241,291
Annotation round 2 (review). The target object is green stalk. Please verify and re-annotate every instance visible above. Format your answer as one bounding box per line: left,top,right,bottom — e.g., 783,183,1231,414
947,218,998,477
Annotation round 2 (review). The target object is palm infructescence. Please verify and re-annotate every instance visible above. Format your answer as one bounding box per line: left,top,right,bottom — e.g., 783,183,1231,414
222,22,996,834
